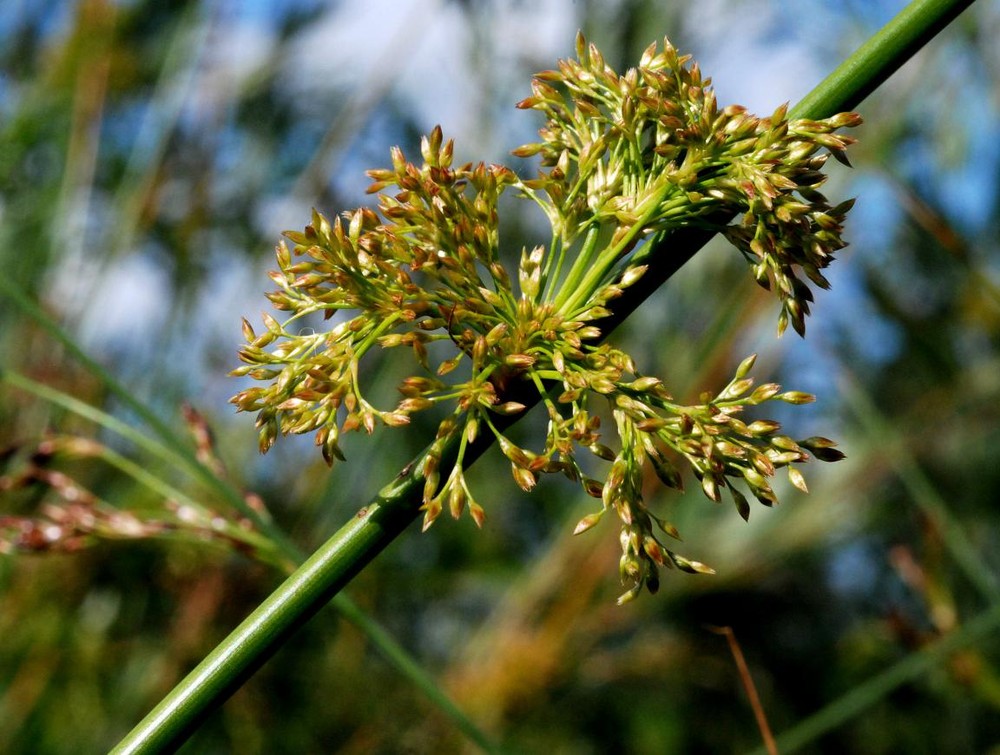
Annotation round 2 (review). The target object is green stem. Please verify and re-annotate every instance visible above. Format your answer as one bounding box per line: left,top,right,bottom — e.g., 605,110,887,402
110,1,977,751
110,429,499,755
557,187,679,317
790,0,974,119
550,224,602,310
109,470,425,755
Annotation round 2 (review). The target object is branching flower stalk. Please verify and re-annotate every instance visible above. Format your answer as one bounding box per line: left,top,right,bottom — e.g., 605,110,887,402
232,34,857,602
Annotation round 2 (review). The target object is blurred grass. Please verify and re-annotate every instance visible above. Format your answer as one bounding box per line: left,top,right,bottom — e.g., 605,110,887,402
2,0,999,752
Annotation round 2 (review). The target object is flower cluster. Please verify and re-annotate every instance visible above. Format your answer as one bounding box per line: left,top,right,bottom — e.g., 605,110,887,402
512,35,860,334
232,35,856,602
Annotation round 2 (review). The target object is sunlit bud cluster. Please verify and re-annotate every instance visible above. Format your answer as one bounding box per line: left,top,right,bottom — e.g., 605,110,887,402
233,34,856,601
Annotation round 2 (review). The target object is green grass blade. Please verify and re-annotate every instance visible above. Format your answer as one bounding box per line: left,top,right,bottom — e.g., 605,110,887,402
749,603,1000,755
840,370,1000,603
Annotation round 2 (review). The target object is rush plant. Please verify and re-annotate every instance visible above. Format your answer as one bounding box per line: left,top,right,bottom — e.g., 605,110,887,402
106,2,978,751
232,35,856,602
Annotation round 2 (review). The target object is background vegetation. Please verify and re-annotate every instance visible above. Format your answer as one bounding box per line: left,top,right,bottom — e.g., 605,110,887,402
1,1,998,752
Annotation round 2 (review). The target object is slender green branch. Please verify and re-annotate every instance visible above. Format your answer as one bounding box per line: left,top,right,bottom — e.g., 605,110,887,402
110,1,977,752
550,224,602,309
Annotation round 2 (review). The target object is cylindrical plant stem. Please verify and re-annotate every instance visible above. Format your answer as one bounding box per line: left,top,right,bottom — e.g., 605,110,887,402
111,0,976,752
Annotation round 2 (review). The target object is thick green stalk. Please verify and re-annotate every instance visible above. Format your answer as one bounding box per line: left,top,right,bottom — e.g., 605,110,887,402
109,431,491,754
111,0,976,751
789,0,973,119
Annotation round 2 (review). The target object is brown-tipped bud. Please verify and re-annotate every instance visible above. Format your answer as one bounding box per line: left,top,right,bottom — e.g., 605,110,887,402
399,397,435,413
729,486,751,521
742,466,767,489
748,420,781,436
422,467,441,506
362,412,376,434
493,401,528,416
497,435,533,467
573,510,604,535
650,454,683,490
558,388,583,404
379,333,405,348
469,500,487,528
701,475,722,502
752,452,776,476
257,418,278,455
504,353,536,368
448,483,466,519
670,554,715,575
653,516,681,541
771,435,801,452
591,377,617,395
400,376,445,395
241,317,256,342
421,499,443,532
719,377,754,401
551,349,566,374
800,436,846,462
465,417,479,444
628,376,663,392
589,443,616,461
635,417,667,432
778,391,815,405
472,335,488,364
437,355,463,376
485,321,509,345
511,142,543,157
619,264,648,289
643,536,667,565
511,463,537,492
734,353,757,380
422,451,439,479
748,383,781,404
261,311,283,335
582,477,604,498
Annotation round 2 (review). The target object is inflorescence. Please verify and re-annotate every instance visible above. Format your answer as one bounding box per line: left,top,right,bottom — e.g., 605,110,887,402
231,34,857,603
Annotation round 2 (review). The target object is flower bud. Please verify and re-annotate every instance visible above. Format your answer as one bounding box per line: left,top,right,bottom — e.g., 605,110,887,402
787,466,808,493
779,391,815,405
573,510,604,535
511,463,537,492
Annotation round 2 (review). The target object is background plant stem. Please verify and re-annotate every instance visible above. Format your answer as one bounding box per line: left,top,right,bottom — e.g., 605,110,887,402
110,0,977,751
